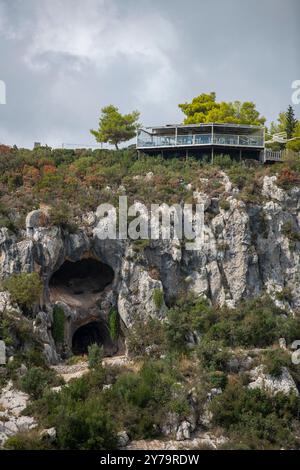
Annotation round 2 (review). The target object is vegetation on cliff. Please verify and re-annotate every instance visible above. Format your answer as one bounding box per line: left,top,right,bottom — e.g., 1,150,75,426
3,294,300,450
0,144,300,235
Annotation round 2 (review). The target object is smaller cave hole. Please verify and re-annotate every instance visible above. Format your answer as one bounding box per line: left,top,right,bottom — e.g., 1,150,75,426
72,321,112,355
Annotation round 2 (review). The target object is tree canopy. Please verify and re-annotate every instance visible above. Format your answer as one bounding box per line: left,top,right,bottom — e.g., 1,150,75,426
90,105,140,150
285,105,298,139
178,92,266,126
269,105,300,151
3,272,43,311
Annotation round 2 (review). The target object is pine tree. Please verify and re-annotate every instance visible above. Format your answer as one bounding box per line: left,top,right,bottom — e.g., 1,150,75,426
285,105,298,139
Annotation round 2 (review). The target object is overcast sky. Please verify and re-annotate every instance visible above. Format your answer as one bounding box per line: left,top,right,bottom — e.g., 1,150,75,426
0,0,299,148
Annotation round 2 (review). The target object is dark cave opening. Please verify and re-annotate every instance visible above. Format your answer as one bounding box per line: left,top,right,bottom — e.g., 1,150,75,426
49,258,114,295
72,321,111,355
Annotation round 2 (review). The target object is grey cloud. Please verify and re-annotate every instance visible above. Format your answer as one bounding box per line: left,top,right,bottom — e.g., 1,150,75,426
0,0,299,148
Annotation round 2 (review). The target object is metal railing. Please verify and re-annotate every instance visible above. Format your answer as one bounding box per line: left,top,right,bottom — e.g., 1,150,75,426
263,150,283,162
137,133,264,148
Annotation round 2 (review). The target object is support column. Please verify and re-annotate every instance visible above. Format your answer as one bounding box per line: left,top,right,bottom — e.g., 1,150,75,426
211,124,214,164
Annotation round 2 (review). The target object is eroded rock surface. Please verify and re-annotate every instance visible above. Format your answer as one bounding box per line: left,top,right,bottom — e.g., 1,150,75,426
0,175,300,363
248,365,299,396
0,381,36,447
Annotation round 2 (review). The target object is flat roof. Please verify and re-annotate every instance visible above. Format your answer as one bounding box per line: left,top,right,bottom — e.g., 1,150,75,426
143,123,263,130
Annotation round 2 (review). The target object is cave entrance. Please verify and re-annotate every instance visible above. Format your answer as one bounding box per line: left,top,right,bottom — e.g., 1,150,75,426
49,258,114,298
72,321,111,355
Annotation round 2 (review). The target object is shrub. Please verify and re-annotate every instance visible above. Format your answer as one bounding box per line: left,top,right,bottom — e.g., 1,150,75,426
262,349,290,377
219,199,230,211
275,287,293,303
55,402,117,450
281,221,300,242
108,308,119,341
0,311,45,368
153,288,164,309
5,431,51,450
201,296,300,348
208,370,228,390
277,168,300,190
133,239,151,252
20,367,63,399
165,296,213,352
197,338,232,371
3,272,43,312
213,154,234,169
210,381,300,449
88,343,103,369
126,317,167,357
52,305,65,345
49,202,78,233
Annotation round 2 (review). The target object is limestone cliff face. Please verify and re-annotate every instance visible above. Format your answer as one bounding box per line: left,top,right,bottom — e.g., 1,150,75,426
0,175,300,363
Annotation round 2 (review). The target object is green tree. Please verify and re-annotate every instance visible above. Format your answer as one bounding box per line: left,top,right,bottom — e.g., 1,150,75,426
52,305,65,345
3,272,43,312
178,92,265,126
108,308,119,341
20,367,62,399
90,105,140,150
287,121,300,151
285,105,298,139
88,343,103,369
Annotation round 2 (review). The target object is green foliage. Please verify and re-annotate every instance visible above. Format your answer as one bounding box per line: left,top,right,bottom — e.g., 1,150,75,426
26,356,189,445
108,308,119,341
110,359,187,438
52,306,65,345
197,338,232,371
88,343,103,369
262,349,290,377
275,287,293,303
210,381,300,449
132,239,151,252
91,105,140,150
219,199,231,211
49,202,78,233
163,295,300,355
179,92,265,126
213,154,234,169
285,105,298,139
153,288,164,310
165,296,212,352
281,221,300,242
126,316,167,358
2,146,300,226
208,370,228,390
3,272,43,312
5,431,51,450
196,296,300,348
20,367,63,400
0,309,46,370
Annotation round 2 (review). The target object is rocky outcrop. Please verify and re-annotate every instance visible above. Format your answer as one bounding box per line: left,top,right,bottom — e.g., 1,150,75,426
248,365,299,395
125,431,227,450
0,381,36,447
0,175,300,363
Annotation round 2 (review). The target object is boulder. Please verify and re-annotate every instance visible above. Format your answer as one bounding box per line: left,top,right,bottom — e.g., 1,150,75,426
248,365,299,396
0,340,6,365
176,420,192,441
117,431,130,448
40,427,56,441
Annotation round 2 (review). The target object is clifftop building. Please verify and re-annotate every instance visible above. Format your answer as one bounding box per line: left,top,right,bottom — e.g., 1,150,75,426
137,123,281,163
